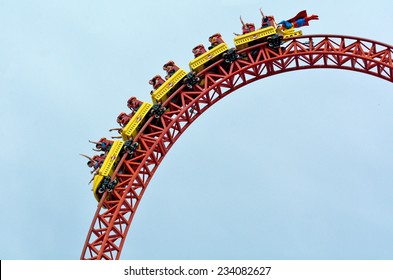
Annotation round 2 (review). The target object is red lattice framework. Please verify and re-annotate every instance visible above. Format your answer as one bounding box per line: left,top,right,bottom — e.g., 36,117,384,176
81,34,393,259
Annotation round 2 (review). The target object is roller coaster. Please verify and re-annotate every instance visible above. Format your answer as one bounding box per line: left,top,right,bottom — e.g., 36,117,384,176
80,9,393,259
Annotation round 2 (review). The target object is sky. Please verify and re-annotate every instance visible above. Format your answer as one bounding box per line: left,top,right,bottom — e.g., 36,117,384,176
0,0,393,260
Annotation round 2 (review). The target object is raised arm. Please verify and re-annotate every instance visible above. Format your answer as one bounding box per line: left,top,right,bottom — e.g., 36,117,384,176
240,16,246,27
259,8,265,18
80,153,93,161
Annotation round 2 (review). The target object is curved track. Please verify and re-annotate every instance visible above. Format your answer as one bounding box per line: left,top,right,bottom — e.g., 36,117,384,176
81,34,393,260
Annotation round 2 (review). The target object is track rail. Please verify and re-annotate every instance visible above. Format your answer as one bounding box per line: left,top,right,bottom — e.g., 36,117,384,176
81,34,393,260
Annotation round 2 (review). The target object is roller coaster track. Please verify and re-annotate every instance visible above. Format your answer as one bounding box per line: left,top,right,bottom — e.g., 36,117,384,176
81,34,393,260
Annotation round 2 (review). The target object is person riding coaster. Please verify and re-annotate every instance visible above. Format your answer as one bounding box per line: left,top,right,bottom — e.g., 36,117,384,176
80,153,106,174
208,33,224,50
192,44,207,58
233,16,255,36
149,75,165,95
127,96,143,112
260,8,278,28
163,61,180,80
89,137,113,152
117,112,133,128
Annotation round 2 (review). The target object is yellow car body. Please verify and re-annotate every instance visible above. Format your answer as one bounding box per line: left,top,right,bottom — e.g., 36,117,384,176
189,43,229,72
234,26,276,50
234,26,302,50
282,27,303,39
151,69,187,104
92,140,124,202
121,102,153,140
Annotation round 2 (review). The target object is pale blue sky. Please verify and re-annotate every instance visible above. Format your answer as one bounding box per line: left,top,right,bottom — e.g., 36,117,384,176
1,0,393,260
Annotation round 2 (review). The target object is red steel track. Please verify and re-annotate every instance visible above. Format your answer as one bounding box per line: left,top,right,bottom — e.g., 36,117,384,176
81,34,393,260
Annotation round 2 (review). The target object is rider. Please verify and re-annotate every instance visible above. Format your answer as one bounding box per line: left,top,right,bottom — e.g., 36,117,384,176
80,154,106,174
127,96,143,112
163,61,179,80
260,8,277,28
117,112,132,128
192,44,207,58
89,137,113,152
234,16,255,36
208,33,224,50
149,75,165,94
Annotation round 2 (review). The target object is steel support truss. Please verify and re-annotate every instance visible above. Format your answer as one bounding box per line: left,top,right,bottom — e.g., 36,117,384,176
81,34,393,259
